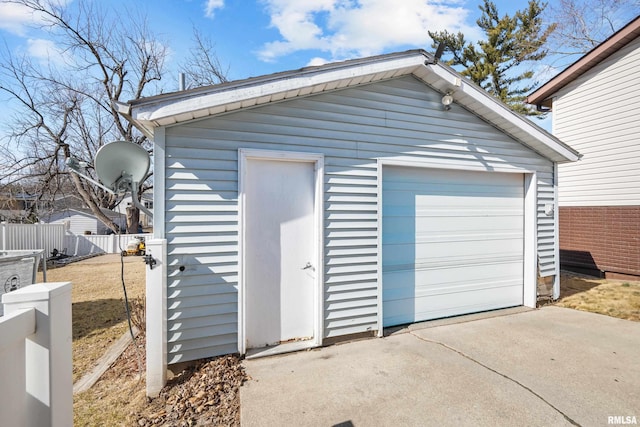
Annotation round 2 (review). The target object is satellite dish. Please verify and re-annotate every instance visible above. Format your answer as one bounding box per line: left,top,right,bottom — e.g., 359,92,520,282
94,141,150,193
67,140,153,219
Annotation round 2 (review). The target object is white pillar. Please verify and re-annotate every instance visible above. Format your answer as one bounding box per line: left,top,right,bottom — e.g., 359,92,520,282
145,239,167,397
2,282,72,427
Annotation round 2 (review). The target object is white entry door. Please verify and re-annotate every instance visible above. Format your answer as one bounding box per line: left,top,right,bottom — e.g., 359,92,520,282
243,156,318,350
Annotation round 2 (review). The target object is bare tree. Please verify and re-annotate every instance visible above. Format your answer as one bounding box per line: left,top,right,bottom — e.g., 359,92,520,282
0,0,169,232
179,26,229,88
545,0,640,58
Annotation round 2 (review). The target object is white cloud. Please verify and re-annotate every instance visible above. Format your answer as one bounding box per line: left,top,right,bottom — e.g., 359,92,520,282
26,38,68,65
0,2,35,35
306,57,330,67
258,0,480,62
204,0,225,18
0,0,73,35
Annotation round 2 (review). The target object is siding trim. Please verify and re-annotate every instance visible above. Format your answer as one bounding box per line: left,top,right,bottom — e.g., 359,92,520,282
523,173,538,308
379,157,535,175
376,159,383,337
154,127,166,238
237,148,325,355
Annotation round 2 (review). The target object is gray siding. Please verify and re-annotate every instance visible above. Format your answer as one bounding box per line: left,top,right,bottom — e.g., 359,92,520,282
163,76,556,363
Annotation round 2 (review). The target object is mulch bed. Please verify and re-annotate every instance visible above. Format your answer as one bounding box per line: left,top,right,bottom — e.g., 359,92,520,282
131,348,247,426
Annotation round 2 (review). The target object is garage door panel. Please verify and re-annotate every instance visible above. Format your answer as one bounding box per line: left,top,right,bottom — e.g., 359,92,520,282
384,285,523,327
385,211,523,230
382,166,524,327
383,275,522,300
382,224,524,246
383,260,523,291
384,194,523,211
383,180,523,196
383,165,522,185
384,239,523,267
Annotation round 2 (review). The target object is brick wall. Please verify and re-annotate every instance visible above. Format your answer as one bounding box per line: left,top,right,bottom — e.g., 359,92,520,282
559,206,640,278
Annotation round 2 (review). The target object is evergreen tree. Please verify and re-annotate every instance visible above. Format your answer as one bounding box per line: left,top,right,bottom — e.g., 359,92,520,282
429,0,555,116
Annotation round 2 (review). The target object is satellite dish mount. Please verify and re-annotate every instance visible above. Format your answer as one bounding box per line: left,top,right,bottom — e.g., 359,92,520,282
66,141,152,219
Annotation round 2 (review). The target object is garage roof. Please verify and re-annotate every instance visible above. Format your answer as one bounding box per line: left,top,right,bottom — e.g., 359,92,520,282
116,49,580,163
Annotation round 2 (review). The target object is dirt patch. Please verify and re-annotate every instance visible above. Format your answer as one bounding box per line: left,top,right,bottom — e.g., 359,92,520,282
557,272,640,321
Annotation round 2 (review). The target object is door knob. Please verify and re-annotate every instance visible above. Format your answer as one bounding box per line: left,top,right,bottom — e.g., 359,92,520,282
302,262,314,271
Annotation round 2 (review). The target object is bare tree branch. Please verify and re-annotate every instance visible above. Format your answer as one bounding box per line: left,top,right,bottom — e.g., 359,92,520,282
545,0,640,61
179,26,229,88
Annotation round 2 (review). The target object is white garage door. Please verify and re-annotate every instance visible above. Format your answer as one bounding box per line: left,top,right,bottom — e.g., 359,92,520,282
382,166,524,327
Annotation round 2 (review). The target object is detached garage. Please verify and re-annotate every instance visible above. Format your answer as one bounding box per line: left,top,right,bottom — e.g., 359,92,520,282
116,49,580,396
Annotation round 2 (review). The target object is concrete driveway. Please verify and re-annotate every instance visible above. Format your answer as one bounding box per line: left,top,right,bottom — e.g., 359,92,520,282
240,306,640,426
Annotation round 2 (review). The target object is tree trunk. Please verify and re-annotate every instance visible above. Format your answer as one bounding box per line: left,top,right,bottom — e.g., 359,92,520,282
126,205,140,234
70,172,120,233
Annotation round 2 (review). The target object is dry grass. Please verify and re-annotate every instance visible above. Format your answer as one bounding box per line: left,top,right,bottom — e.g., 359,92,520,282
557,272,640,321
37,254,147,426
39,254,146,382
73,334,148,426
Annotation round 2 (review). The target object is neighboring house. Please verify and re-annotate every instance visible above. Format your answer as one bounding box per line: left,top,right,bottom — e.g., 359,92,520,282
50,194,87,211
114,193,153,228
0,192,87,223
41,208,126,235
117,50,579,377
527,16,640,280
0,192,40,222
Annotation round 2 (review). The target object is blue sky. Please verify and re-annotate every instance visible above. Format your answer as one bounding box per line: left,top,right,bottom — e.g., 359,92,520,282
0,0,535,89
0,0,636,136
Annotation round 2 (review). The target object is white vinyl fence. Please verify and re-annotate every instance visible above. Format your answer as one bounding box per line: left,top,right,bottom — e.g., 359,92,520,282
0,282,72,426
0,224,151,257
0,223,64,258
63,233,152,256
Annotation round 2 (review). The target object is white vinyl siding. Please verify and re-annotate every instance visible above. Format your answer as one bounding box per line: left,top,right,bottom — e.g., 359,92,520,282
554,37,640,206
163,75,556,363
46,212,97,235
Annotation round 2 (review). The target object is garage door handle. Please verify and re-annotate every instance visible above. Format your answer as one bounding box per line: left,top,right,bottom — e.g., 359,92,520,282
302,262,315,271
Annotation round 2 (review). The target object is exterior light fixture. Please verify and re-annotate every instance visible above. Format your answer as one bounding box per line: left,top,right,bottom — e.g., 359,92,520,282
441,92,453,110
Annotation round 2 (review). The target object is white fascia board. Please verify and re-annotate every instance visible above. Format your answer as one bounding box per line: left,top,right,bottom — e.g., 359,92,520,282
424,64,581,163
130,55,426,125
113,100,155,139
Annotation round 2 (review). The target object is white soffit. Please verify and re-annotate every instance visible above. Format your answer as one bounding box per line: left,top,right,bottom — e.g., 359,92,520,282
123,50,580,164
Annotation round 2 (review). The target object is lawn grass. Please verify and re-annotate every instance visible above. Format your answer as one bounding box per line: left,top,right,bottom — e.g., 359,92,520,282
39,254,146,382
557,272,640,321
73,335,148,426
38,254,147,426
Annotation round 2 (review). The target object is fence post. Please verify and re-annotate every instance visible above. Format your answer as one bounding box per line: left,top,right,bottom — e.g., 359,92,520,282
145,239,167,397
36,223,41,253
2,282,73,427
